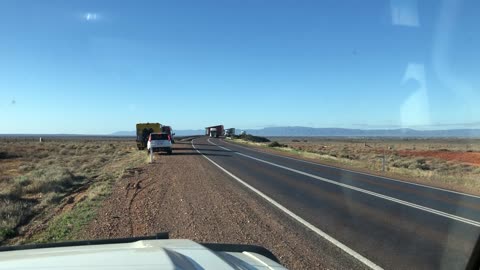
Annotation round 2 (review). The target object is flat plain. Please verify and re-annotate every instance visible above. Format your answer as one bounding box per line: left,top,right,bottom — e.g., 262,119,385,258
233,137,480,196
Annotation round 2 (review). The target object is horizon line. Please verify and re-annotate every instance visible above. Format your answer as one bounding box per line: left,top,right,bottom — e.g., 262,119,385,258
1,126,480,136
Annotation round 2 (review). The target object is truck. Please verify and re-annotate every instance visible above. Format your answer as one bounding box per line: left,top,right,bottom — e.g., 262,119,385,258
209,127,217,138
161,125,175,143
136,123,161,150
205,125,224,138
225,128,235,137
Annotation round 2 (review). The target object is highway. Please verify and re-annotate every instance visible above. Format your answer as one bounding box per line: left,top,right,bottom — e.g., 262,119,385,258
191,136,480,270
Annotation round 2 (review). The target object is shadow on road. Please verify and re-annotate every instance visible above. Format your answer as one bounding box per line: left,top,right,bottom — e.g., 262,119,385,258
171,152,231,157
188,143,213,146
176,141,214,146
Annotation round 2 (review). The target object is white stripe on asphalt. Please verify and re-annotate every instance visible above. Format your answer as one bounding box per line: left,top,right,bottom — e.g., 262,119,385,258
192,139,383,270
220,139,480,199
207,139,480,227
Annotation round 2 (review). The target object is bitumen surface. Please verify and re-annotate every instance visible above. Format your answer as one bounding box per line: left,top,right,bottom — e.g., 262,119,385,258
193,136,480,269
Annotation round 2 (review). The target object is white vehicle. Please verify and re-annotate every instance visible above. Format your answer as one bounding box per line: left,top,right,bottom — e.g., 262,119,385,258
209,127,217,137
147,132,172,155
0,237,287,270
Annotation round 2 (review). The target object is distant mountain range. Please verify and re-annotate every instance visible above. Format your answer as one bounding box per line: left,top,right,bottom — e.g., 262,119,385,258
110,131,134,136
243,127,480,137
111,127,480,138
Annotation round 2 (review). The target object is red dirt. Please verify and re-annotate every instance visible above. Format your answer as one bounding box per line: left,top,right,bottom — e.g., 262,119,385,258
398,150,480,166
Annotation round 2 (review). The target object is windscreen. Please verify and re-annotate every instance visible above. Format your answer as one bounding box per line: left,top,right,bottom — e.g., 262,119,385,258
1,1,479,270
151,134,168,140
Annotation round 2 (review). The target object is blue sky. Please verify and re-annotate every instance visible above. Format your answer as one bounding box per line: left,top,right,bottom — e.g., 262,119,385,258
1,0,479,134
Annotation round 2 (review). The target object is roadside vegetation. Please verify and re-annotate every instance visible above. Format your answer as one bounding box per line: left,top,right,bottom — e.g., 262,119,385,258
0,139,147,244
232,136,480,195
233,134,270,143
268,141,288,148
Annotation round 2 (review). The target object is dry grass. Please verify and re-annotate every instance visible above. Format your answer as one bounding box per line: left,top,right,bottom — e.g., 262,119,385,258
232,137,480,195
0,139,147,243
0,196,32,239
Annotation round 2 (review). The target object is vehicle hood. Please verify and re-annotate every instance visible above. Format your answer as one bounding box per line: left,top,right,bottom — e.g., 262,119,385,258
0,239,286,270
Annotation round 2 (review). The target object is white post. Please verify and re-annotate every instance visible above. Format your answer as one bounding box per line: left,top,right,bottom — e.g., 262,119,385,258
382,147,386,172
382,156,385,172
150,147,153,163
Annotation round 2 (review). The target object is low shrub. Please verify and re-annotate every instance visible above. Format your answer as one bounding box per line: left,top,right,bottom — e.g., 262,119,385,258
0,152,15,159
235,134,270,143
0,196,32,241
0,228,16,240
268,141,287,148
392,160,412,169
415,159,431,170
340,153,358,160
24,167,75,194
2,184,23,199
19,164,34,172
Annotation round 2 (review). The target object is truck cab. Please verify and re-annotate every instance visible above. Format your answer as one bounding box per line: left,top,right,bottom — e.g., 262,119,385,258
161,126,175,143
209,128,217,138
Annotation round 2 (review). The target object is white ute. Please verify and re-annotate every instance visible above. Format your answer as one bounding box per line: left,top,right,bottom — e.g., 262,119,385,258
147,132,173,155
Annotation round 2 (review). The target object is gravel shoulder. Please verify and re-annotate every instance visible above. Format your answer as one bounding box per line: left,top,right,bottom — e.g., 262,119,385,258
81,139,367,270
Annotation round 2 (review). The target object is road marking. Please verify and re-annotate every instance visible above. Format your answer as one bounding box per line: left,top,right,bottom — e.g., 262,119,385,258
220,139,480,199
207,139,480,227
192,139,383,270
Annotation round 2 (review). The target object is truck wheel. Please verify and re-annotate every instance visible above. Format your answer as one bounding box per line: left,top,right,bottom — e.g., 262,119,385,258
168,150,172,155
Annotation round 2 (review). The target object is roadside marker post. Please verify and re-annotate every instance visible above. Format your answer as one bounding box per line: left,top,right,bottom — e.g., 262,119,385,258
381,148,386,172
150,148,153,163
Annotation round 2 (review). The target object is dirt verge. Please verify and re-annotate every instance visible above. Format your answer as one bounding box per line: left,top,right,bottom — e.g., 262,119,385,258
81,140,365,270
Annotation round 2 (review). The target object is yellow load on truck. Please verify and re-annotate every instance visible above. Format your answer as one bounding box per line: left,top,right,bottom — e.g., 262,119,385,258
136,123,161,150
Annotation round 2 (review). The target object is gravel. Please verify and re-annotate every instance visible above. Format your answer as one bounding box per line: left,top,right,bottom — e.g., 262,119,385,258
82,141,367,270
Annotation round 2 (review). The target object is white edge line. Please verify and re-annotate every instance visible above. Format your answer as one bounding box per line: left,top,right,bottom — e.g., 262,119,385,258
220,139,480,199
192,138,383,270
208,139,480,227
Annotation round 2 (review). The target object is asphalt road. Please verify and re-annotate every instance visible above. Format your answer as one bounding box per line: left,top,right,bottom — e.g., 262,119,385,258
192,136,480,270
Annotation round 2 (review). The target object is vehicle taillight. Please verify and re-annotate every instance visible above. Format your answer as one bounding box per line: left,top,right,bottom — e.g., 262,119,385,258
168,135,171,141
148,135,151,142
